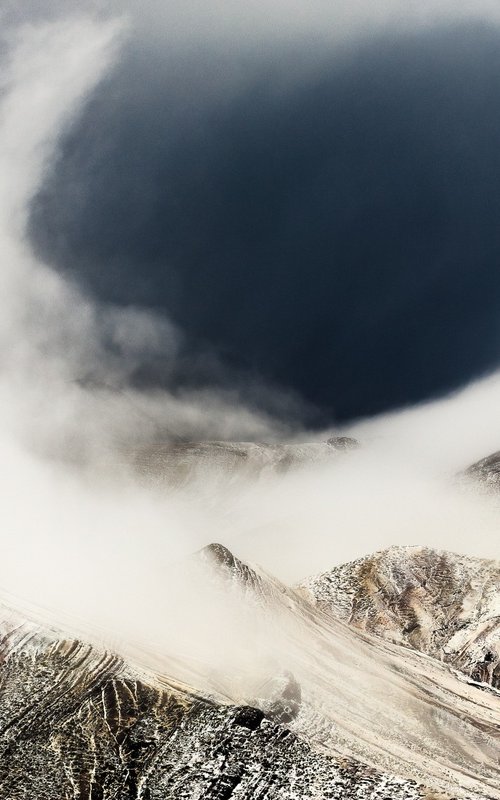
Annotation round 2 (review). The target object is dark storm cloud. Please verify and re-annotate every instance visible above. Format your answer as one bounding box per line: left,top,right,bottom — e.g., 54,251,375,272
28,23,500,423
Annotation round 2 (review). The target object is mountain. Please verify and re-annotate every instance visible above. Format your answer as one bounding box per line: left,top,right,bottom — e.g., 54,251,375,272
129,437,359,486
300,544,500,688
1,541,500,799
464,450,500,491
0,591,423,800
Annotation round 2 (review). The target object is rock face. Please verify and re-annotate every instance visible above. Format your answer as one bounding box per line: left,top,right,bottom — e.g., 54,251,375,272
129,439,357,487
0,545,500,800
301,545,500,689
3,542,500,799
0,603,424,800
5,440,500,799
464,450,500,491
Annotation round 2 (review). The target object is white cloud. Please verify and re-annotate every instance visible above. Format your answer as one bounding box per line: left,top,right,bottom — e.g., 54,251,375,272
127,0,500,49
1,5,500,738
2,14,500,796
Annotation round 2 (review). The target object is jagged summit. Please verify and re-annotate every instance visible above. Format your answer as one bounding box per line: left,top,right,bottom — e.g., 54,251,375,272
196,541,292,606
200,541,238,569
197,542,262,589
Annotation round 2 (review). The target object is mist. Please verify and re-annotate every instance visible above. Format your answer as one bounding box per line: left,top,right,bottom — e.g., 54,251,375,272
2,4,500,759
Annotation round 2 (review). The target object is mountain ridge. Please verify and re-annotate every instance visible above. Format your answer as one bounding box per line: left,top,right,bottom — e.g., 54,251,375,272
1,537,499,797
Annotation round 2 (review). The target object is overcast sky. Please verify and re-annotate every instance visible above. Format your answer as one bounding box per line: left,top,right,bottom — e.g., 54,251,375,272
16,0,500,424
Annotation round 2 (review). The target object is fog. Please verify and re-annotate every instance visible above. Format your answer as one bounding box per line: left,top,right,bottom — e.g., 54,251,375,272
1,1,500,740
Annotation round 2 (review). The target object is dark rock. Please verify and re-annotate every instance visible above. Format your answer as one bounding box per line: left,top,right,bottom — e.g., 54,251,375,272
326,437,359,450
463,450,500,491
0,609,423,800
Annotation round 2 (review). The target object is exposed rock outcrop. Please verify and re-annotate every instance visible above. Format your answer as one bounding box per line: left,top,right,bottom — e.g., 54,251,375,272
0,602,424,800
129,439,358,487
301,545,500,689
2,541,500,799
464,450,500,491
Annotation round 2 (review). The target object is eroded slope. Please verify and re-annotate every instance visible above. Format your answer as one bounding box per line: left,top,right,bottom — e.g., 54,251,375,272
301,545,500,688
0,603,425,800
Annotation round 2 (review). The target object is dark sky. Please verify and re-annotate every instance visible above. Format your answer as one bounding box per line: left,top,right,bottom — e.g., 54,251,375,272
28,22,500,424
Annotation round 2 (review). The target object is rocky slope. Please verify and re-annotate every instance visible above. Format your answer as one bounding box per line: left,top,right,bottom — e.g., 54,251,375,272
300,545,500,689
4,446,500,799
464,450,500,491
3,543,500,799
0,599,426,800
128,437,358,487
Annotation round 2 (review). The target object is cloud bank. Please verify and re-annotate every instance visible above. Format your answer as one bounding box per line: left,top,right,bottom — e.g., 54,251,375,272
2,3,500,724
